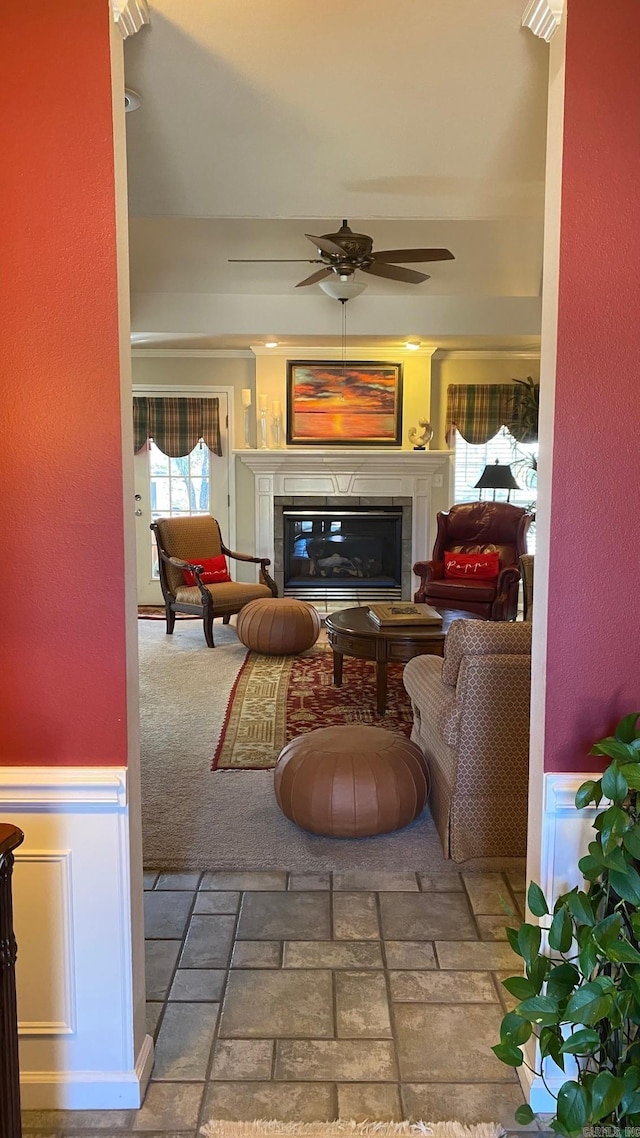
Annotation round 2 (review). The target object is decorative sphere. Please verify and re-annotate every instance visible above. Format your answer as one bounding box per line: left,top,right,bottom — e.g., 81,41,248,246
274,725,429,837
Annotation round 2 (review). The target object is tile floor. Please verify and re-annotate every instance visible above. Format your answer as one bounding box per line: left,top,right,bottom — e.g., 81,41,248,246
23,867,543,1138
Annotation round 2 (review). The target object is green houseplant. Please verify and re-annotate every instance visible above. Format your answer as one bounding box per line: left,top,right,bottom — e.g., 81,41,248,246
495,713,640,1136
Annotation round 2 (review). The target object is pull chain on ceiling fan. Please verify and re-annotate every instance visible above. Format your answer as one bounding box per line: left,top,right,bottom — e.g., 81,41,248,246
229,220,454,289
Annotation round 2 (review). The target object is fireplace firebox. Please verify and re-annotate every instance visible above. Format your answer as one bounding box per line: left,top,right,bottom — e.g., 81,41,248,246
283,507,403,601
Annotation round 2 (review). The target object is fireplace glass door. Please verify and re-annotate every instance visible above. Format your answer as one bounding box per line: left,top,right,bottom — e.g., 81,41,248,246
283,508,403,601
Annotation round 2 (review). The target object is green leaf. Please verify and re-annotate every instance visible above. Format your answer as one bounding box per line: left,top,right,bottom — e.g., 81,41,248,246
514,1105,535,1126
564,982,613,1024
607,939,640,963
517,994,560,1026
592,911,623,947
622,1068,640,1113
546,962,580,1000
556,1081,589,1136
492,1041,523,1067
506,926,521,956
620,763,640,792
502,975,536,1001
575,779,599,809
578,853,603,881
623,824,640,858
565,890,595,926
517,923,542,970
500,1011,532,1046
600,804,632,850
595,737,638,763
615,712,640,743
548,908,573,953
631,911,640,940
578,927,599,978
601,762,629,802
591,1070,624,1122
527,881,548,917
528,953,550,994
610,864,640,904
559,1027,601,1055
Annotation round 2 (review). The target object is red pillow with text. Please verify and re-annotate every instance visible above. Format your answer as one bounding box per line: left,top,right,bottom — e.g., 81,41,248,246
181,555,231,586
444,551,500,580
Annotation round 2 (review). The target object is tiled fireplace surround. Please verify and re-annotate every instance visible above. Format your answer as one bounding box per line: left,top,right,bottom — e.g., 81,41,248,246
235,449,453,599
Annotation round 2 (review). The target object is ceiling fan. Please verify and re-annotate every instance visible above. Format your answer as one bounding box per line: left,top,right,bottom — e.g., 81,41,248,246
228,220,455,287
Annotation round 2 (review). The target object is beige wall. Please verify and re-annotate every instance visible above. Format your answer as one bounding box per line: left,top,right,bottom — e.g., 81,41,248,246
430,356,541,449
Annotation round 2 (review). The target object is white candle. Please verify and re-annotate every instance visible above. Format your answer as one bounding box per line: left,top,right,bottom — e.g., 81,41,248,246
241,388,252,408
259,394,268,412
272,399,282,417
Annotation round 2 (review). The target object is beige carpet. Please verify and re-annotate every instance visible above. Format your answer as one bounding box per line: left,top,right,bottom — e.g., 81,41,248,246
202,1123,504,1138
138,619,524,874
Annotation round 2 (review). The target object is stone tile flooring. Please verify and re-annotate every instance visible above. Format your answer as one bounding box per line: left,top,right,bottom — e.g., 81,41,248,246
23,867,543,1138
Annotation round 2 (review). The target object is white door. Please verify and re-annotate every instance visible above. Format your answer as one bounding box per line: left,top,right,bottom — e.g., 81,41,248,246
134,392,230,605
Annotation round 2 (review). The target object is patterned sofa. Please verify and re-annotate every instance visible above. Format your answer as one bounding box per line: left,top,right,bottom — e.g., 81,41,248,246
403,619,531,861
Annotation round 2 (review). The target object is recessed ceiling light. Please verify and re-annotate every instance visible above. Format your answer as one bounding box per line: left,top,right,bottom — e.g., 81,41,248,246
264,340,279,348
404,339,421,350
124,88,142,113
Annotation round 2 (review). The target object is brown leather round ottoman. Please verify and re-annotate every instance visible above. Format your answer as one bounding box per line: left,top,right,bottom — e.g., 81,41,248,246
274,725,429,837
236,598,320,655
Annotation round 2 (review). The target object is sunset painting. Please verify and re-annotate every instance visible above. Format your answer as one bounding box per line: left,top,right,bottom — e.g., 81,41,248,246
286,361,403,445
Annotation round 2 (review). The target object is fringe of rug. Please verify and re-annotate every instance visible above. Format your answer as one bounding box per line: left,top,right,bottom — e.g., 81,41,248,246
201,1121,505,1138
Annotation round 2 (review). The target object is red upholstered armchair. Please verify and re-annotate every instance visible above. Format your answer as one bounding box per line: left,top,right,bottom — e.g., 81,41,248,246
413,501,531,621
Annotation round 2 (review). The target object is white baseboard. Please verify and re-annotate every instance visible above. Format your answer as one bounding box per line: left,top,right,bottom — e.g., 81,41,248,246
525,772,598,1113
1,766,152,1109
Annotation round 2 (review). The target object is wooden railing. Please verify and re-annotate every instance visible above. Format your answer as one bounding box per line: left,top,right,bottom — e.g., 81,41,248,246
0,824,24,1138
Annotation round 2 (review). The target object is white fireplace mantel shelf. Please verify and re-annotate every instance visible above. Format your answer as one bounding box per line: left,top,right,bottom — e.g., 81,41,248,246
234,447,454,572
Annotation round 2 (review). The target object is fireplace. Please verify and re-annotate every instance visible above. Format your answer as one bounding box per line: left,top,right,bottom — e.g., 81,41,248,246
276,499,410,601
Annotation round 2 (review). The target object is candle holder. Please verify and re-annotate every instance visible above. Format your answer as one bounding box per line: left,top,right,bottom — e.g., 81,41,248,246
243,406,253,448
271,414,283,448
259,408,269,449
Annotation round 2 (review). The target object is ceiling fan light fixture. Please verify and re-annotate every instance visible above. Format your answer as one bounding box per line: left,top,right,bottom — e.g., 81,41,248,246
319,278,367,301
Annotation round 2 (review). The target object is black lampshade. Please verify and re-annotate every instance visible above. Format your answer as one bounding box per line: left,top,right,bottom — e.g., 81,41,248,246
475,460,520,491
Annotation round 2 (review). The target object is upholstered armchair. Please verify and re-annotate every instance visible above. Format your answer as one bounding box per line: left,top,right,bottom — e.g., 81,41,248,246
152,515,277,647
413,501,531,621
403,619,532,860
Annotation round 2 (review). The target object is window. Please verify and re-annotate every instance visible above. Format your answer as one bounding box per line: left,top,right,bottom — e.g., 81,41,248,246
454,425,536,552
148,440,211,578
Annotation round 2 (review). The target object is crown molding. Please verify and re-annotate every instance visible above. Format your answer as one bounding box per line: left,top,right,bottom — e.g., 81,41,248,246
131,348,253,359
522,0,564,41
435,350,541,360
249,344,438,359
111,0,150,38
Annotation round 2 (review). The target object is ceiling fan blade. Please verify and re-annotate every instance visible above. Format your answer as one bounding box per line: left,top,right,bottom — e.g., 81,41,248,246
362,262,430,284
295,267,334,288
372,248,455,264
228,258,324,263
305,233,345,257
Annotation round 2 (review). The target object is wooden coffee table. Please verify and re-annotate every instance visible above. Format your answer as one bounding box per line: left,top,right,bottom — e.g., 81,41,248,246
324,606,480,716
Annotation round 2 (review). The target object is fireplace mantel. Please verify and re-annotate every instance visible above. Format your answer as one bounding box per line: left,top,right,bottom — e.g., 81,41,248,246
234,448,454,585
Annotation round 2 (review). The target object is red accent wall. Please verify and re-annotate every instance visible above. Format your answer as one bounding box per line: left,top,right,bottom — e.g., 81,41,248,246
544,0,640,771
0,2,129,765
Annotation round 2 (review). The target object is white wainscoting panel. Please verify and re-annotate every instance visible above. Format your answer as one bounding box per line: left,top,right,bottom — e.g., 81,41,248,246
2,766,153,1109
522,771,599,1113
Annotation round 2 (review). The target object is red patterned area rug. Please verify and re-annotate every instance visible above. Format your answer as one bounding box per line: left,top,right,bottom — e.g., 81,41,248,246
212,644,413,771
138,606,198,620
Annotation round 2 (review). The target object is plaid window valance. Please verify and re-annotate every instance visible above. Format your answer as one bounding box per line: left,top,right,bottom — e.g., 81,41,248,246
133,397,222,457
446,383,539,445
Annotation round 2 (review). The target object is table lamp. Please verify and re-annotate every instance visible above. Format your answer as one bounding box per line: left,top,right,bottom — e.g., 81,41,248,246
474,459,520,501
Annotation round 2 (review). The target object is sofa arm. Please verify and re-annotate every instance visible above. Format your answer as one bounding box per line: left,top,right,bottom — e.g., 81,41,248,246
413,559,443,602
491,565,521,621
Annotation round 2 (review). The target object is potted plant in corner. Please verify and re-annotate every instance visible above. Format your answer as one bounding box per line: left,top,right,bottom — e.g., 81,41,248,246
494,713,640,1136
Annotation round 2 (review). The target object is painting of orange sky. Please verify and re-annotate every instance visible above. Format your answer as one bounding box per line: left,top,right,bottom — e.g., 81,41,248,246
288,363,402,443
